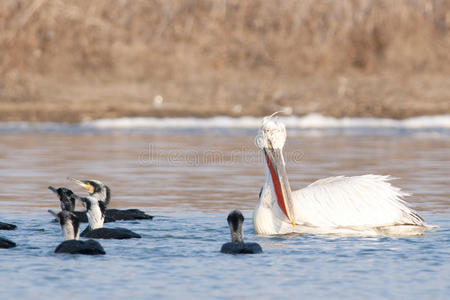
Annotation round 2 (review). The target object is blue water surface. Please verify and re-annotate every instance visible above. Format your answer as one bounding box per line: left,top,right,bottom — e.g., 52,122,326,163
0,130,449,299
0,212,448,299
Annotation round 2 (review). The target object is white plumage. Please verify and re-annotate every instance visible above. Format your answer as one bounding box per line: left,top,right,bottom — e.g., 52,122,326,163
84,196,104,230
294,175,423,228
253,116,432,236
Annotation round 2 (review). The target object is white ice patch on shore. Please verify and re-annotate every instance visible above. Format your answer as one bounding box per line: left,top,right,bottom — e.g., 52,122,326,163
85,113,450,129
0,114,449,133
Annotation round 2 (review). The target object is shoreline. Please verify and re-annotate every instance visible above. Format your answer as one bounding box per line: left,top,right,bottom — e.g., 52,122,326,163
2,73,449,123
1,114,449,132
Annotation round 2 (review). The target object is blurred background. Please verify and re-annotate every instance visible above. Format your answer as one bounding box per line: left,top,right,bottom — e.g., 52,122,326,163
1,0,449,122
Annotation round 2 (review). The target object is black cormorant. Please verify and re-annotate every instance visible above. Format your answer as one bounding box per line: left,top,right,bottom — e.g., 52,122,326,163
69,178,153,221
0,237,16,248
0,221,16,230
54,210,105,255
48,186,115,223
78,196,141,239
221,210,262,254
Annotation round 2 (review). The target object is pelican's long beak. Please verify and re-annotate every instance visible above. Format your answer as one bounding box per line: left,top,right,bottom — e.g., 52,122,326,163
68,177,94,194
264,148,296,227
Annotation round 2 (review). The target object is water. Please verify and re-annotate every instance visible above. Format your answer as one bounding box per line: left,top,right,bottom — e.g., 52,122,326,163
0,128,449,299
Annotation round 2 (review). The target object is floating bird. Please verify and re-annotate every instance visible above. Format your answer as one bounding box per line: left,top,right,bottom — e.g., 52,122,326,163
221,210,262,254
48,186,115,223
69,178,153,221
0,237,16,249
53,210,105,255
253,115,433,236
48,186,88,222
0,221,16,230
78,195,141,239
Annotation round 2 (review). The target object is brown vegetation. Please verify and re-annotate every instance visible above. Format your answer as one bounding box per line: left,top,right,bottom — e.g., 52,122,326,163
1,0,449,122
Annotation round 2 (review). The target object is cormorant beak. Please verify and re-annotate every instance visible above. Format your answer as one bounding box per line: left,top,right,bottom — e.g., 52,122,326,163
68,177,94,194
263,147,296,227
48,209,59,221
48,186,58,194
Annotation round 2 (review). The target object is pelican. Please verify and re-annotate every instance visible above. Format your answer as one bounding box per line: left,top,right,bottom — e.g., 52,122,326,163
253,115,434,236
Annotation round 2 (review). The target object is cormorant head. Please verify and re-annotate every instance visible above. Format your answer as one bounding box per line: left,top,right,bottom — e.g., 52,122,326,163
227,210,244,243
68,178,111,206
56,210,80,240
48,186,76,212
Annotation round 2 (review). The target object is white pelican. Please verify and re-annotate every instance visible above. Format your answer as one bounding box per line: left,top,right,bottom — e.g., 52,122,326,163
253,115,434,236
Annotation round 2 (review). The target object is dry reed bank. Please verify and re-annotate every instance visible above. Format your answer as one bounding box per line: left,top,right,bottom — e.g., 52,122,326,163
1,0,449,122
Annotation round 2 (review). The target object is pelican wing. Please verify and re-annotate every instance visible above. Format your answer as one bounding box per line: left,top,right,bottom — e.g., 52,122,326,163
293,175,425,227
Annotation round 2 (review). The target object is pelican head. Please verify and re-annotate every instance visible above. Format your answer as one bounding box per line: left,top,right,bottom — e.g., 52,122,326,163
255,115,287,150
255,115,296,227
